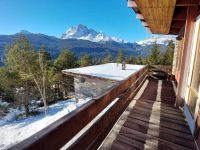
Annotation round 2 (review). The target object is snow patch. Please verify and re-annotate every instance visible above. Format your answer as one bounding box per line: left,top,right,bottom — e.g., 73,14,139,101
63,63,145,81
0,100,9,107
0,98,91,149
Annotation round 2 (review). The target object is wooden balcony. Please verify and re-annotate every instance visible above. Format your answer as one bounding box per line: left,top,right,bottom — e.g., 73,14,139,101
100,78,197,150
10,66,197,150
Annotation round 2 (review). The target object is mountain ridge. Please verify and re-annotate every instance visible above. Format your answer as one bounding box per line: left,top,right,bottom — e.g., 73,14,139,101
0,25,175,66
61,24,125,43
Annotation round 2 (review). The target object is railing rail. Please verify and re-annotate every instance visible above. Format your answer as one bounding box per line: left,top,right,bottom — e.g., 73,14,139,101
10,65,148,150
150,65,172,74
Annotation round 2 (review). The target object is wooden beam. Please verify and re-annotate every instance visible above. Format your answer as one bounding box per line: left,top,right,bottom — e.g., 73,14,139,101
177,25,185,39
128,0,137,8
145,27,152,33
198,7,200,15
171,20,186,28
131,7,139,13
141,21,148,27
173,7,187,21
176,36,182,40
169,31,179,35
169,27,181,34
136,13,144,20
128,0,139,13
171,26,183,29
176,0,200,6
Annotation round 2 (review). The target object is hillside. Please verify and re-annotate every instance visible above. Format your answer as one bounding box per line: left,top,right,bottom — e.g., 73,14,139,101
0,25,175,66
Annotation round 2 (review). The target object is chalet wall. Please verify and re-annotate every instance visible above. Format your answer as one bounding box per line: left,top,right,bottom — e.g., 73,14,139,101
176,7,198,104
74,77,117,99
175,13,200,134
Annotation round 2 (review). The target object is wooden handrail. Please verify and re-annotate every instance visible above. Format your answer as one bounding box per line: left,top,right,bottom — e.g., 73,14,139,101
10,65,148,150
150,65,172,74
69,67,148,150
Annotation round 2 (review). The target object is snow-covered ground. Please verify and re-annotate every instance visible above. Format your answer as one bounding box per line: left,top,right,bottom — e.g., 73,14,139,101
0,98,90,150
63,63,145,81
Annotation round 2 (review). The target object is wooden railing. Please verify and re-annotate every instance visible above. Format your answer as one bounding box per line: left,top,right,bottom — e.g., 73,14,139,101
10,66,148,150
150,65,172,74
148,65,175,81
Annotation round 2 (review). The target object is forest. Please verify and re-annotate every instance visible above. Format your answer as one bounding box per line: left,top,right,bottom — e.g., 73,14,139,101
0,36,175,117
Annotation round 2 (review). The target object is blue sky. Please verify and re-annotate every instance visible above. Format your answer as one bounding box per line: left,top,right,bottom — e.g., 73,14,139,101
0,0,151,42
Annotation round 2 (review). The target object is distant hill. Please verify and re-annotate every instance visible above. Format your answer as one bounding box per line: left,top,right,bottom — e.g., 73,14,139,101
0,25,175,66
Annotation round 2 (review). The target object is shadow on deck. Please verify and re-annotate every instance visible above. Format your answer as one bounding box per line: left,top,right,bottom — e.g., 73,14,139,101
100,78,197,150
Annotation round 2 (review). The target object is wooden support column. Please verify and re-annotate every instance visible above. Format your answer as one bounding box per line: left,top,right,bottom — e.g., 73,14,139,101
176,6,198,107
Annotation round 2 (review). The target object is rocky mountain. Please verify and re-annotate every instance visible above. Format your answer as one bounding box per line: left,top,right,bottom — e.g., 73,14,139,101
61,24,124,43
0,25,175,66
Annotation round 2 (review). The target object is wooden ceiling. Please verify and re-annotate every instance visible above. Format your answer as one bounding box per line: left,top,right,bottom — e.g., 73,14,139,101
134,0,176,34
169,0,200,35
129,0,200,35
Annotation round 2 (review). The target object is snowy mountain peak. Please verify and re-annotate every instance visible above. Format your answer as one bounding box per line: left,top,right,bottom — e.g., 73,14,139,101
61,24,124,43
136,36,175,46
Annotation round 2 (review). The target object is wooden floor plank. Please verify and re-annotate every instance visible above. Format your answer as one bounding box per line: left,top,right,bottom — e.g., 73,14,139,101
133,102,182,114
131,106,186,122
133,102,184,116
99,79,197,150
123,119,194,142
123,120,195,148
115,135,147,150
128,111,188,127
137,99,179,110
119,126,192,150
126,115,191,134
112,140,140,150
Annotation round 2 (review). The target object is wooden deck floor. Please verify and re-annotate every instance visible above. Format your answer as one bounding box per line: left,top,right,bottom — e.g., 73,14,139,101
100,79,197,150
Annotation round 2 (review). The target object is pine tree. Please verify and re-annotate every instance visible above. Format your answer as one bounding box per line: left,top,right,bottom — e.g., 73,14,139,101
0,67,20,103
126,55,136,64
143,56,149,65
5,36,36,116
161,40,175,65
54,49,77,99
79,54,92,67
136,56,143,65
102,52,112,64
39,47,52,66
5,37,53,116
148,41,160,65
54,49,77,70
93,57,102,65
116,49,124,64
